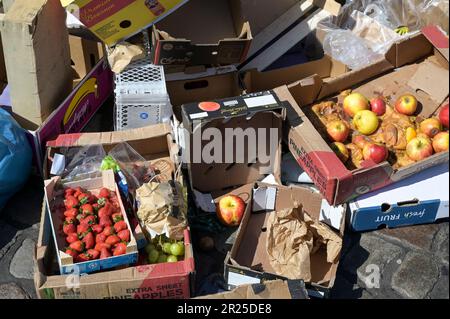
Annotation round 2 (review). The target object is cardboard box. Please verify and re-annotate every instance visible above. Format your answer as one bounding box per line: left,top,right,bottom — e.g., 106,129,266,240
44,170,139,275
196,279,309,299
61,0,189,46
35,200,195,299
224,183,346,299
286,27,449,206
166,65,242,120
45,124,180,249
181,90,286,194
349,162,449,232
152,0,252,67
0,0,73,129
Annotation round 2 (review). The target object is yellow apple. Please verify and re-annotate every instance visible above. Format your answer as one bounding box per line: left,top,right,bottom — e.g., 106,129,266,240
343,93,370,118
353,110,380,135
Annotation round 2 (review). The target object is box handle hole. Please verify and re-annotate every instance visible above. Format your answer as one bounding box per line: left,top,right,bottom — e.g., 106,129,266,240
184,80,209,90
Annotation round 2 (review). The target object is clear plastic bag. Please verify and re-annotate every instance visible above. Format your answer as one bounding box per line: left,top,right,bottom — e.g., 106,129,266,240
62,145,107,182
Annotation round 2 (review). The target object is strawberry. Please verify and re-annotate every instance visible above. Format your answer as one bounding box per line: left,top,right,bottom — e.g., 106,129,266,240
80,204,93,215
66,233,79,244
96,233,107,244
117,229,130,242
92,203,100,212
87,249,100,260
114,221,127,233
94,242,111,252
113,243,127,256
78,193,89,205
77,223,91,235
65,188,75,197
76,253,91,263
91,224,103,234
99,188,111,199
112,212,123,223
82,232,95,249
105,235,120,246
100,248,112,259
97,197,107,207
88,194,98,204
65,196,79,209
80,215,96,226
65,248,78,259
102,226,115,237
65,216,77,224
99,216,113,227
98,204,113,218
69,241,85,253
63,222,76,235
64,208,78,218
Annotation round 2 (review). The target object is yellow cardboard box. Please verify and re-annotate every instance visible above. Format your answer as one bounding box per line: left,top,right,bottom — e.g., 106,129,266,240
61,0,189,46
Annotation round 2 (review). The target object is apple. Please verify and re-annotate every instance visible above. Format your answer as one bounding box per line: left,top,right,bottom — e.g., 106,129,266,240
405,127,417,144
326,120,350,142
432,132,449,153
406,136,434,161
343,93,370,118
419,118,442,138
370,97,387,116
439,103,449,129
395,94,418,115
216,195,246,227
363,143,389,164
330,142,349,163
353,110,380,135
352,135,370,149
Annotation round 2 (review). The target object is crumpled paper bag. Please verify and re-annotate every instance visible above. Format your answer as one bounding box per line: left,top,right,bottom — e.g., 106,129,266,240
107,43,145,74
136,181,187,240
266,204,342,282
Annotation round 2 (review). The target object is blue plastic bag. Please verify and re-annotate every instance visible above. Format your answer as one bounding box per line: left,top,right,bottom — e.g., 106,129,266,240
0,108,32,210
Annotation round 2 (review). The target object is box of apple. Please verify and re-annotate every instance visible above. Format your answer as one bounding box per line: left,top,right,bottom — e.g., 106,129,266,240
323,92,449,168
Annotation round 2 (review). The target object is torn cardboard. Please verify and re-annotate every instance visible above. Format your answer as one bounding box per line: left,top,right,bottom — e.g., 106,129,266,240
107,43,145,74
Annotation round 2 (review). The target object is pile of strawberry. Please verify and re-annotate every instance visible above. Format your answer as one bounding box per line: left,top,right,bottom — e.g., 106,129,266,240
62,186,131,262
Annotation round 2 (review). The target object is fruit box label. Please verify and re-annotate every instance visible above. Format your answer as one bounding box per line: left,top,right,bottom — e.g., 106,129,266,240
61,0,189,46
352,200,441,231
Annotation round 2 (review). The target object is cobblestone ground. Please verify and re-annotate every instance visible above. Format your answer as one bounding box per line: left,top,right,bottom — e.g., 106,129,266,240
0,175,448,299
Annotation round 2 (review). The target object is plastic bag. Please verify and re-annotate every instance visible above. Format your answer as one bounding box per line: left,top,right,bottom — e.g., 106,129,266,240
62,145,107,182
0,108,32,210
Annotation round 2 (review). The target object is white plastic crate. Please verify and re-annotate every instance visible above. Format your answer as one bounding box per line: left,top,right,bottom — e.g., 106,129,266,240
114,57,172,131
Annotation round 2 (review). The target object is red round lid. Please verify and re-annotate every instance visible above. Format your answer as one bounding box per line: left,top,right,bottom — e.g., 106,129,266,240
198,102,221,112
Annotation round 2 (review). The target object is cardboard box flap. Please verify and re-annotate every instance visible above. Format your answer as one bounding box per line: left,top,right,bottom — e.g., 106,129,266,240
422,25,449,62
408,59,449,105
3,0,46,24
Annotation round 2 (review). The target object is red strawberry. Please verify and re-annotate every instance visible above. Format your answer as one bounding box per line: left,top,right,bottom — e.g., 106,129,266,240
96,233,107,244
113,243,127,256
98,204,113,218
82,232,95,249
87,249,100,260
99,188,111,199
66,233,79,244
65,196,79,209
88,194,98,204
80,215,96,226
92,203,100,212
117,229,130,242
94,242,111,252
78,193,89,205
99,216,112,227
91,224,103,234
65,248,78,259
105,235,120,246
69,241,85,253
63,222,76,235
112,212,123,223
64,208,78,219
77,223,91,235
76,253,91,263
100,248,112,259
65,216,77,224
65,188,75,197
102,226,115,236
114,221,127,233
97,197,107,207
80,204,93,215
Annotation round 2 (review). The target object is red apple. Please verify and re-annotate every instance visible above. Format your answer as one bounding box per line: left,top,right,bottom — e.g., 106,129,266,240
395,94,418,115
432,132,449,153
420,118,442,138
330,142,350,163
352,135,370,149
343,93,370,118
370,97,387,116
326,120,350,142
439,103,449,129
353,110,380,135
216,195,246,227
363,143,389,164
406,136,434,161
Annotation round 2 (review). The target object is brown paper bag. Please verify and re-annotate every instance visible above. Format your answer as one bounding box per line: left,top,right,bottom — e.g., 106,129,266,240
107,43,145,74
